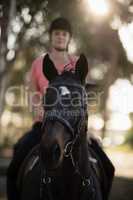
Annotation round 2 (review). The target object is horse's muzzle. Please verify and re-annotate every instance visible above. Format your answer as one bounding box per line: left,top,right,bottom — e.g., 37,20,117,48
40,142,62,170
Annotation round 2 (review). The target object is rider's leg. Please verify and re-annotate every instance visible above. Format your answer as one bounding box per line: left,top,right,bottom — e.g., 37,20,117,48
6,121,42,200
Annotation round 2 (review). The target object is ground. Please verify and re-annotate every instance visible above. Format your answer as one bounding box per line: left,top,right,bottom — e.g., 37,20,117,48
107,148,133,200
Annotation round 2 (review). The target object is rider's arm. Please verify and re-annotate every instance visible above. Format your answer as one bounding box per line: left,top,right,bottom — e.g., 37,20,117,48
25,59,44,122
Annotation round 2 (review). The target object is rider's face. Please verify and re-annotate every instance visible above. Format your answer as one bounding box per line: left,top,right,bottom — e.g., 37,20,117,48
50,30,71,51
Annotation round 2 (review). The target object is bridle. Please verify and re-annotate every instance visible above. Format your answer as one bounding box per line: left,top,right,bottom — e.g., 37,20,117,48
41,110,86,167
39,81,95,200
63,117,86,166
40,115,96,200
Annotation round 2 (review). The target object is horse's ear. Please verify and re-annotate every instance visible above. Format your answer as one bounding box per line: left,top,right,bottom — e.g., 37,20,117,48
75,54,88,84
43,54,58,82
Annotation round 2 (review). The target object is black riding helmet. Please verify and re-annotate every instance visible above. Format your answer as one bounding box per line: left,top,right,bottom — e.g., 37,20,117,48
49,17,72,36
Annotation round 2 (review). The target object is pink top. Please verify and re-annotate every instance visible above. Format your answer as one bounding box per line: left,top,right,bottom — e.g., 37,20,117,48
29,53,78,122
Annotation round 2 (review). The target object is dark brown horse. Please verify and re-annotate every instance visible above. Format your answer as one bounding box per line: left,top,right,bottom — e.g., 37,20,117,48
17,54,114,200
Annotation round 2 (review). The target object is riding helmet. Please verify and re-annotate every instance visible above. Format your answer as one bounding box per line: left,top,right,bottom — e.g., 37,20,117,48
49,17,72,36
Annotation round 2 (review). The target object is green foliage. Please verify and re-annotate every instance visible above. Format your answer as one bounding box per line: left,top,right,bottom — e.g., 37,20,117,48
0,135,13,149
125,127,133,147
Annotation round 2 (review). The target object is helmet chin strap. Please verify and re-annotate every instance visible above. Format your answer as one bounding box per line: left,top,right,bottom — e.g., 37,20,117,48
54,47,67,52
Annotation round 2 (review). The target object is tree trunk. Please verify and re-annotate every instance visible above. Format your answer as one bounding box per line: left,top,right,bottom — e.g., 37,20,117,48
0,0,16,119
101,47,119,139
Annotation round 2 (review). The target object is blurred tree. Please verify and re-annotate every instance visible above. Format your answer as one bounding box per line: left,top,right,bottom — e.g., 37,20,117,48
54,0,133,138
1,0,133,139
125,112,133,147
125,126,133,147
0,0,49,120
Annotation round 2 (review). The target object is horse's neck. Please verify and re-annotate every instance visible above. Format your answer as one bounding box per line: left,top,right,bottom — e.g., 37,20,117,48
46,136,90,200
78,138,91,178
58,138,90,200
58,159,81,200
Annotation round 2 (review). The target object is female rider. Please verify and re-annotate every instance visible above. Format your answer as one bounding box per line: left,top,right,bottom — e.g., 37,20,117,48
7,17,80,200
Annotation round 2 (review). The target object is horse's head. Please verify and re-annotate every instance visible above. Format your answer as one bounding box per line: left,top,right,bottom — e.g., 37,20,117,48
40,54,88,170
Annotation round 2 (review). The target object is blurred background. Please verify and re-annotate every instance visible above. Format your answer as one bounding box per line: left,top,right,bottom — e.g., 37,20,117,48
0,0,133,199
